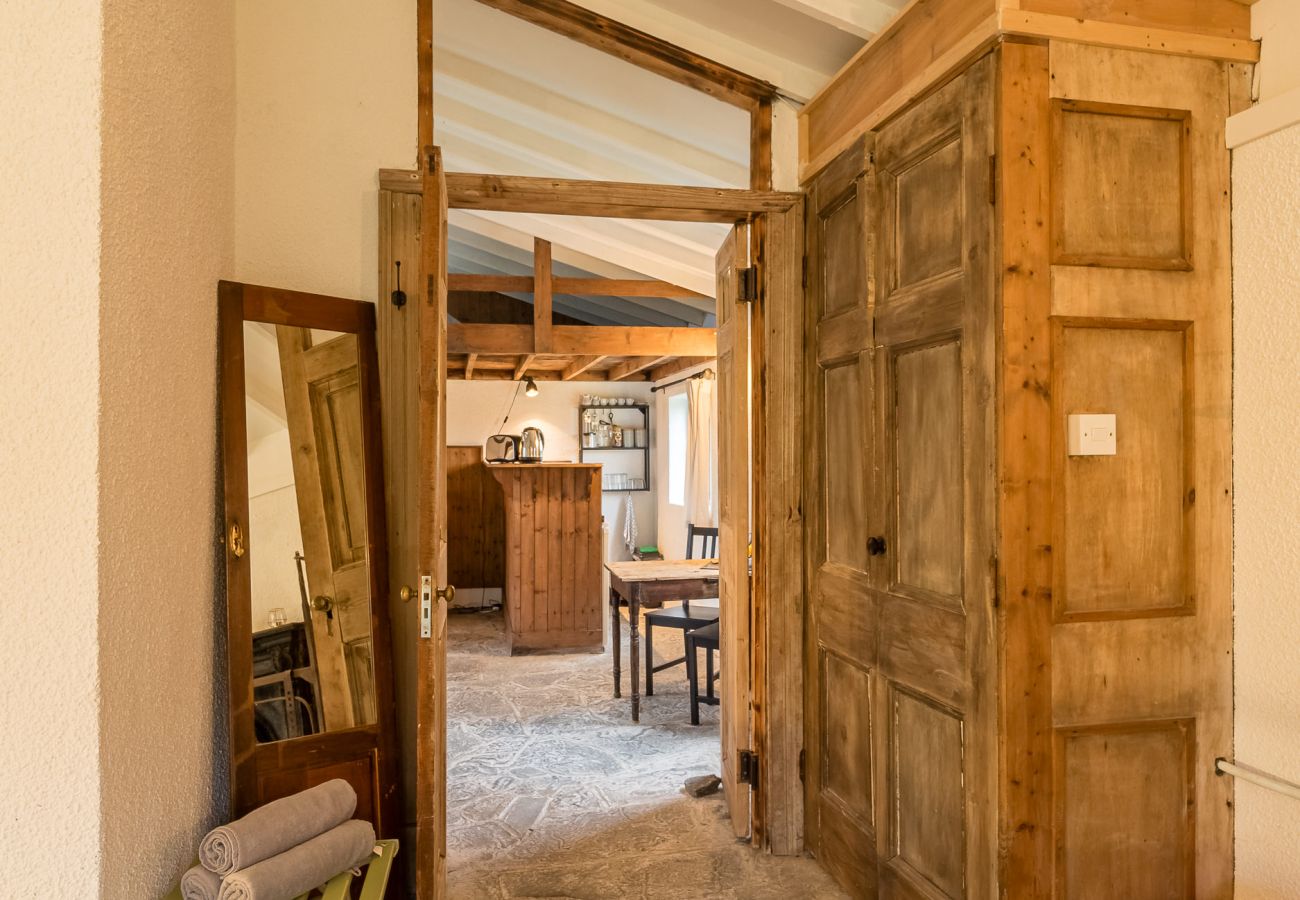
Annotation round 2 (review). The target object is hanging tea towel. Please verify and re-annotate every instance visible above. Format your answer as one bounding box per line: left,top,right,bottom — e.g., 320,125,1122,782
623,494,638,555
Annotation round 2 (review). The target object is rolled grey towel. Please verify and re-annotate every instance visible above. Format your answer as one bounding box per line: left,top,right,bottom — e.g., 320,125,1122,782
216,820,376,900
180,864,222,900
199,779,356,875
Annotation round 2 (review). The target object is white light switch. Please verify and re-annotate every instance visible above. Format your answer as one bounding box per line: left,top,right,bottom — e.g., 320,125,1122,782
1068,414,1117,456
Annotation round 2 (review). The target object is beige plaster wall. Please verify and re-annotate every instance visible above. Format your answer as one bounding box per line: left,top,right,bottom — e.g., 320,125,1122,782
234,0,415,300
1254,0,1300,101
97,0,236,894
1231,120,1300,899
0,1,105,894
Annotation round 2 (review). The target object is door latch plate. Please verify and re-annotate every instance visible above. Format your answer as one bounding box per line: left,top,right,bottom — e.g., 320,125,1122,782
420,575,433,639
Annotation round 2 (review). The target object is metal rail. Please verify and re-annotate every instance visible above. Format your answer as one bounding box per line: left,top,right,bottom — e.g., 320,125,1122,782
1216,758,1300,802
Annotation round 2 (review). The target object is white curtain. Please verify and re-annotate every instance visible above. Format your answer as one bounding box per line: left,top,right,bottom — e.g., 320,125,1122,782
685,374,718,528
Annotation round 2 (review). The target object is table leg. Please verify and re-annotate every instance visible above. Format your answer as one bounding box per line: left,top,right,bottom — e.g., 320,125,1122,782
610,587,621,699
629,594,641,722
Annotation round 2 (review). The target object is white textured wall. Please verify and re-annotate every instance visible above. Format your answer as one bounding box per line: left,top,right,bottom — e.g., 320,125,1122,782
1232,122,1300,899
0,0,234,896
446,380,658,565
0,1,105,895
97,0,235,895
234,0,415,299
250,485,308,629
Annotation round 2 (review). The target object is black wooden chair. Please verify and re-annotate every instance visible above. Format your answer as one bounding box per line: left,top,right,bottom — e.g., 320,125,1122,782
685,621,720,725
642,523,721,696
685,523,719,559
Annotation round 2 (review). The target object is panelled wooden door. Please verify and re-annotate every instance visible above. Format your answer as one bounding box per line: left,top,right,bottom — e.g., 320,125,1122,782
803,136,877,894
716,224,754,837
415,148,451,898
279,329,377,731
805,56,998,898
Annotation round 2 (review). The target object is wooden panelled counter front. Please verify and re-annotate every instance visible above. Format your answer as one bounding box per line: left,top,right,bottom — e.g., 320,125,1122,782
489,463,604,653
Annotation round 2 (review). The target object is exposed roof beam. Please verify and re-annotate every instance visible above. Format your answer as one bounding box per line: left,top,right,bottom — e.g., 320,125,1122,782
552,0,837,102
533,238,553,352
465,353,478,380
562,356,605,380
513,354,536,379
450,324,716,357
447,172,800,222
608,356,672,381
469,0,777,110
448,273,709,300
769,0,901,39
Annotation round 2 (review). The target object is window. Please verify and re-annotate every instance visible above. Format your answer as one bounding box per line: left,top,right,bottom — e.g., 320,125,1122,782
667,392,688,507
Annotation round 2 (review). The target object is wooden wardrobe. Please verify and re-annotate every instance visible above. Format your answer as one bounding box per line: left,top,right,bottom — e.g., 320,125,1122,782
802,32,1246,899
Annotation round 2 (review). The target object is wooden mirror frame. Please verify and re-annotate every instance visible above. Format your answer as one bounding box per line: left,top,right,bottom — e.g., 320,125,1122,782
219,280,402,839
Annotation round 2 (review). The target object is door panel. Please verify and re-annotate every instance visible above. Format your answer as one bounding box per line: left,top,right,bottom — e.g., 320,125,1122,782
716,224,753,837
279,330,377,730
804,137,877,896
871,54,996,900
804,54,997,900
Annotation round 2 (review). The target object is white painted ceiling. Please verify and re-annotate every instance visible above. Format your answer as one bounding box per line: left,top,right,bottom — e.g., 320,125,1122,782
432,0,904,325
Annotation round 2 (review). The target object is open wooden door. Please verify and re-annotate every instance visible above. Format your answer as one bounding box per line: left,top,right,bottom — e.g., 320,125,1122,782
279,330,377,731
414,146,451,898
716,224,753,838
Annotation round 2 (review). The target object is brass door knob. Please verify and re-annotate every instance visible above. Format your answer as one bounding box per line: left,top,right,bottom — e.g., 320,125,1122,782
310,595,334,613
399,585,414,603
436,585,456,604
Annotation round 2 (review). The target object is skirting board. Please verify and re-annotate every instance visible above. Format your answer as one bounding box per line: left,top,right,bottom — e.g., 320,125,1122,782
1227,84,1300,149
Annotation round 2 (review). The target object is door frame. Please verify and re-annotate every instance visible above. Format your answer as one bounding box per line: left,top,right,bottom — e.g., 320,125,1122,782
392,168,808,894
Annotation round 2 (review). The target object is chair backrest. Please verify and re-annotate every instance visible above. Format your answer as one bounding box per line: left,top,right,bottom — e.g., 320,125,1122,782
686,524,719,560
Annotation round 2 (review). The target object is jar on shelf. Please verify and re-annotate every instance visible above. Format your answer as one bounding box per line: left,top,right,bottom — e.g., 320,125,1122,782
612,423,624,448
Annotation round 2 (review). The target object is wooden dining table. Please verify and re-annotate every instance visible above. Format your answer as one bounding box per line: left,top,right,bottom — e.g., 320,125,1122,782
606,558,720,722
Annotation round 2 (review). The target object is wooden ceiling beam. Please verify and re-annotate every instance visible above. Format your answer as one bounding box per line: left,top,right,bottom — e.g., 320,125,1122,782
448,274,534,293
513,354,536,379
448,272,709,301
464,353,478,380
469,0,777,111
533,237,553,352
446,172,801,222
607,355,672,382
553,277,709,300
448,323,716,357
562,355,606,380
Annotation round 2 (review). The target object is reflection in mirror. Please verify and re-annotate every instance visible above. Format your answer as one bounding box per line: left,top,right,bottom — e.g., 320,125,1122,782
244,321,377,744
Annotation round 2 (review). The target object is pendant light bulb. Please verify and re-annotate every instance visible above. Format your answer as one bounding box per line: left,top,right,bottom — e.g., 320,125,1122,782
523,375,539,398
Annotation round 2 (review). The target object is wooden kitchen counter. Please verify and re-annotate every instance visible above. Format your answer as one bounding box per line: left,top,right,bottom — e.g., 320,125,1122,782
487,463,604,653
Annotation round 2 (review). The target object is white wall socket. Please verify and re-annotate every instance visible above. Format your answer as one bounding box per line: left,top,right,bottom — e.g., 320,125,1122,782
1068,414,1117,456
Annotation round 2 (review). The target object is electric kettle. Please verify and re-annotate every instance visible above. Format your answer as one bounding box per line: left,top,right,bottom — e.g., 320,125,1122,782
519,427,545,463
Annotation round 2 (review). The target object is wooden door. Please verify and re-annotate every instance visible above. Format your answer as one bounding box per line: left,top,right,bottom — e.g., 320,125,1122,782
716,224,753,837
870,55,997,899
804,55,998,898
803,137,878,894
415,147,451,898
279,329,377,730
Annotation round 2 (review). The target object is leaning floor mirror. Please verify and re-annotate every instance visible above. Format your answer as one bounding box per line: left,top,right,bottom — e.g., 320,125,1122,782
219,281,401,842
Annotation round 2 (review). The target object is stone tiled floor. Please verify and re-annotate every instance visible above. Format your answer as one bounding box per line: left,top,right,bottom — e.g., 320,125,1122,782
445,608,847,900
